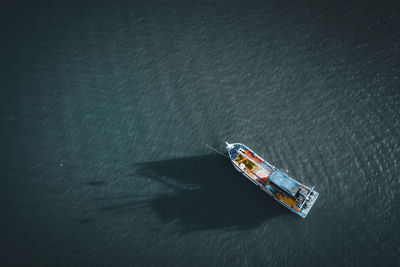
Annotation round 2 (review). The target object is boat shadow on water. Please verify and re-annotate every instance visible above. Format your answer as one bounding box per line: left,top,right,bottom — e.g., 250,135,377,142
132,154,288,231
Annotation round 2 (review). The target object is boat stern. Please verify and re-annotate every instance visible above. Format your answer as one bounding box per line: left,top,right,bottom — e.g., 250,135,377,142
297,190,319,218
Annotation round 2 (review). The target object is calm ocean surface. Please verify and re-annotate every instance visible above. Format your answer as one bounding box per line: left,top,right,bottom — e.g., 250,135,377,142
1,0,399,266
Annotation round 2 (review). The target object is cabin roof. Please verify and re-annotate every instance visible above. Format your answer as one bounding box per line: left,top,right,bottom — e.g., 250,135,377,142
269,170,301,197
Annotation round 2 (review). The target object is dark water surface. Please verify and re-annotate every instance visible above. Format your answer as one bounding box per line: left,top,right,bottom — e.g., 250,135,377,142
1,0,400,266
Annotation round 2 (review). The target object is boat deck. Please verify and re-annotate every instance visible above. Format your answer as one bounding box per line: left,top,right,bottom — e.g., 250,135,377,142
234,151,271,180
233,147,301,211
227,142,319,218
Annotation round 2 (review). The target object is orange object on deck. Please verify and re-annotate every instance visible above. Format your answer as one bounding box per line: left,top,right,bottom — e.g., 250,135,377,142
244,150,262,164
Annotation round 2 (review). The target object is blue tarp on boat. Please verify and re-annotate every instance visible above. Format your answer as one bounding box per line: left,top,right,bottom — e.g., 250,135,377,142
269,170,301,196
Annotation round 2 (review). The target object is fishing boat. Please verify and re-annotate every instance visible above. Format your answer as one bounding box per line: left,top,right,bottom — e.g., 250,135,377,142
226,142,319,218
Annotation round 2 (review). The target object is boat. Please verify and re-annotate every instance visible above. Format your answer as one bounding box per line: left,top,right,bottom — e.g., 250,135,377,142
225,142,319,218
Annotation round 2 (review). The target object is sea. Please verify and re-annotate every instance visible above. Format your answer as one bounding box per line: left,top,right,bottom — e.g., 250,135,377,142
1,0,399,266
